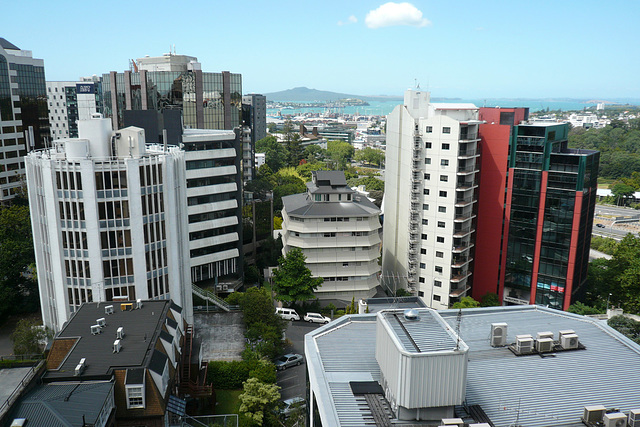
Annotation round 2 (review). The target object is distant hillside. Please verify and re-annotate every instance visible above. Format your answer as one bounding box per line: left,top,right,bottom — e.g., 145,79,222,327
264,87,403,102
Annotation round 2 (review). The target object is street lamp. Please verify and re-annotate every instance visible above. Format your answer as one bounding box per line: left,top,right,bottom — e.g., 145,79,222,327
606,292,613,313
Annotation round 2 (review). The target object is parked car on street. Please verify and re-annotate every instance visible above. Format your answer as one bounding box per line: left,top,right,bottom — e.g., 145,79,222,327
304,312,331,324
275,307,300,321
275,353,304,370
596,223,605,228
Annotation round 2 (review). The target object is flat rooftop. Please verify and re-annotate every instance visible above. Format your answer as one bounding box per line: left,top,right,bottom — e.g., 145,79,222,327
44,300,171,381
306,305,640,427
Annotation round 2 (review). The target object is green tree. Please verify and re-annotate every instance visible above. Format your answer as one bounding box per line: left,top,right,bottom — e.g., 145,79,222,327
354,147,385,167
608,315,640,344
480,293,501,307
272,248,323,304
11,318,51,355
452,296,480,309
611,181,635,205
568,301,604,316
0,205,38,320
326,140,355,170
256,136,288,173
303,144,326,162
238,377,281,426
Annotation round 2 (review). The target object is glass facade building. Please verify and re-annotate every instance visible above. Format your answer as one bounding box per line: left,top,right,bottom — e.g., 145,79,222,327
500,123,599,310
0,38,49,201
102,58,242,132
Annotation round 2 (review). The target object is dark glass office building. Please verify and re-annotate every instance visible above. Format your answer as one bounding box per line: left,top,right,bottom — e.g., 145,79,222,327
102,57,242,132
499,123,599,310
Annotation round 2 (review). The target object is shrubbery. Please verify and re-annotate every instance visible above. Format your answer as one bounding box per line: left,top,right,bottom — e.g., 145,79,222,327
207,359,277,389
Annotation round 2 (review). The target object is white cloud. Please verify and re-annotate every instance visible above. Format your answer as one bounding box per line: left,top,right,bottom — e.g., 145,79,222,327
365,2,430,29
338,15,358,26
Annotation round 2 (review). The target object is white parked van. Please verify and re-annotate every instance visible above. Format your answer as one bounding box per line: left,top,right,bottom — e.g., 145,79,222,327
275,307,300,321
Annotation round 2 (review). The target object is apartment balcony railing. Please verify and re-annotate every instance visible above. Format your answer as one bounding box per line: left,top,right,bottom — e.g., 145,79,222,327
456,180,478,191
458,148,479,158
449,285,471,298
453,226,475,238
457,163,479,174
450,270,471,282
451,256,472,268
452,241,474,253
459,132,479,141
455,195,476,207
454,211,476,222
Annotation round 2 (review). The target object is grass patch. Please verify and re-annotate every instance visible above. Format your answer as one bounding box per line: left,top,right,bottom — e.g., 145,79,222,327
214,389,242,416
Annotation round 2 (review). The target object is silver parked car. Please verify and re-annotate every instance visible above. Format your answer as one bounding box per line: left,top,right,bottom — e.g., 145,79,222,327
275,353,304,370
281,397,306,417
304,312,331,324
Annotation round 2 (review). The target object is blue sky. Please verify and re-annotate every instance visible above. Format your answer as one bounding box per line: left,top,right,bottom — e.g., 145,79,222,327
4,0,639,99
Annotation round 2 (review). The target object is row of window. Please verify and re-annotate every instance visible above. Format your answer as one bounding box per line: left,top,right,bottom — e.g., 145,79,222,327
422,204,448,213
425,142,451,149
425,158,449,166
425,126,451,134
423,187,449,195
421,234,447,244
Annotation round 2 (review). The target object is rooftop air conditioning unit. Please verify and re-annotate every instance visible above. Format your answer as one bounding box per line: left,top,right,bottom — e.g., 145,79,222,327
216,285,222,291
560,333,579,350
222,284,229,291
469,424,492,427
113,339,121,353
515,335,533,354
629,409,640,427
536,331,554,341
583,405,606,424
603,412,627,427
558,329,575,341
105,305,114,315
91,324,101,335
441,418,463,427
74,358,86,376
136,299,143,309
490,323,507,347
536,337,554,353
96,317,106,328
116,327,125,339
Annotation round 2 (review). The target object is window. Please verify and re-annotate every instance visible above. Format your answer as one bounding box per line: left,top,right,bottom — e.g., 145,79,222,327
423,189,429,195
126,386,144,409
437,221,445,228
422,219,428,225
443,127,451,134
440,175,448,182
419,277,425,283
315,195,321,201
418,291,425,297
438,206,446,213
436,251,444,258
425,142,432,148
439,191,447,197
433,294,441,301
426,126,433,133
435,266,443,273
441,159,449,166
425,158,431,165
420,263,426,269
442,143,450,150
434,280,442,287
437,236,445,243
423,204,429,211
424,173,430,180
420,248,427,255
421,234,428,240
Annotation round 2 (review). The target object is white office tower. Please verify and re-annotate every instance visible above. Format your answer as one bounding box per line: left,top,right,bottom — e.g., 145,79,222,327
281,171,382,303
382,90,480,309
182,129,241,284
26,114,192,331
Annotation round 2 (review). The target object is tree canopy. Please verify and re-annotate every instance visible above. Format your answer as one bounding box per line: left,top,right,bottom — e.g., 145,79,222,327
0,205,38,321
326,140,355,170
272,248,323,304
452,296,480,309
354,147,385,167
238,377,281,426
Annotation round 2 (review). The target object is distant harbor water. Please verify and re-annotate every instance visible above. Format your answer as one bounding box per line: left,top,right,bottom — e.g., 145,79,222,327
268,99,640,117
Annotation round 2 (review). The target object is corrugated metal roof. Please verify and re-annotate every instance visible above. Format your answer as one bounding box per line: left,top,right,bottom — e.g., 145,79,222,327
283,193,380,218
440,305,640,427
381,310,459,353
307,305,640,427
7,382,113,427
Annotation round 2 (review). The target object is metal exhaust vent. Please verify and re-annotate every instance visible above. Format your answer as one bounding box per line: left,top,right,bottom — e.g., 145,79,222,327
403,309,420,321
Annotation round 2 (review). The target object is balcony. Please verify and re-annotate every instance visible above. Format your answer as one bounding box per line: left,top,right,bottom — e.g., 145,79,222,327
459,132,479,141
455,195,476,207
449,285,471,298
456,180,478,191
454,211,476,222
516,136,545,145
453,226,475,238
457,163,479,175
450,270,471,282
451,256,472,268
452,240,474,253
458,148,479,158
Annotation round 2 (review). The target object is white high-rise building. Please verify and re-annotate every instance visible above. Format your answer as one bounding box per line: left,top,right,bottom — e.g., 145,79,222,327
281,171,381,303
26,114,192,331
383,90,481,309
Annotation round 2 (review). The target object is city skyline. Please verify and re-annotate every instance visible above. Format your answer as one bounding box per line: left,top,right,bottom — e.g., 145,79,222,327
4,0,639,100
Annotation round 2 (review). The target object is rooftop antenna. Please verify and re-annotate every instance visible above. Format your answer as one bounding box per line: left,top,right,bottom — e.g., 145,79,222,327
414,78,420,89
